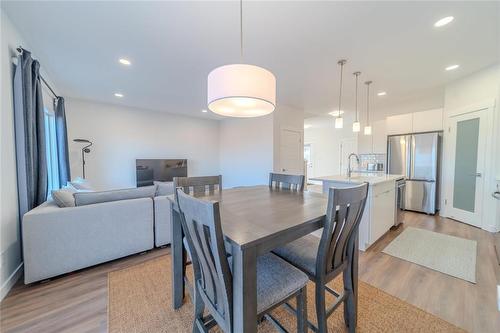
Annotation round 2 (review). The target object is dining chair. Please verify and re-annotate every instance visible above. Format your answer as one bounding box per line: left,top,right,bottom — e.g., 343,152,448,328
273,183,369,333
269,172,305,191
174,175,222,196
176,189,309,333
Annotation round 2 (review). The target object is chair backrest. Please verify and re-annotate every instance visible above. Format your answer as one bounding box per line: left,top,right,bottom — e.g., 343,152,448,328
316,183,369,278
174,175,222,196
269,173,305,191
176,189,232,332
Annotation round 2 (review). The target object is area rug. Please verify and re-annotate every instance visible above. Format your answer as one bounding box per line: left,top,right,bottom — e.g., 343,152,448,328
383,227,477,283
108,255,464,333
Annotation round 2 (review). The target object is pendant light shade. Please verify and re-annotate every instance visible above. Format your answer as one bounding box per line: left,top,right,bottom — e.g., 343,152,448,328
206,0,276,118
352,121,361,132
364,125,372,135
335,117,344,129
207,64,276,117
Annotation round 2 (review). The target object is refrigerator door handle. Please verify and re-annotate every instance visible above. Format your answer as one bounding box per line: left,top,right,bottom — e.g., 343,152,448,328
409,135,415,179
406,135,412,179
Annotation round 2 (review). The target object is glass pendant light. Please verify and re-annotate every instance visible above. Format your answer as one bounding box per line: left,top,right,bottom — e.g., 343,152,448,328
364,80,372,135
335,59,346,129
207,0,276,117
352,71,361,132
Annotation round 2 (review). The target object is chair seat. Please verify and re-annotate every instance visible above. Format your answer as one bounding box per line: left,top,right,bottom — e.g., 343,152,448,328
256,253,309,314
272,234,320,276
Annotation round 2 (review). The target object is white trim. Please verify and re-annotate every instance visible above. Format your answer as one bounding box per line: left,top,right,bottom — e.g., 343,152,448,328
1,263,23,301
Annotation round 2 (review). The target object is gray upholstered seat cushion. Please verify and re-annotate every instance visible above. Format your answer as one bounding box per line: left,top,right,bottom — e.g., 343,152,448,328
256,253,308,314
74,185,156,206
272,234,320,276
154,181,174,196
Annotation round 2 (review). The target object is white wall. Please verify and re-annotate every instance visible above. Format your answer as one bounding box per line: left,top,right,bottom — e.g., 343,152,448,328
1,9,23,300
66,98,220,190
304,115,358,178
442,64,500,231
219,115,274,188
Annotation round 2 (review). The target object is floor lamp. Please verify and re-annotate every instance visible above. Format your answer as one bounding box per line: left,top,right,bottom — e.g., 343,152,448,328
73,139,92,179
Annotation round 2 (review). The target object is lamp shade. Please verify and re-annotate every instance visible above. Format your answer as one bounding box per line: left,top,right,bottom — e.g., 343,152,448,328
364,125,372,135
207,64,276,117
352,121,360,132
335,117,343,129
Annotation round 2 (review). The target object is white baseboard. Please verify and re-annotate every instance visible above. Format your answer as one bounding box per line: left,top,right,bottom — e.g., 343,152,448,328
1,262,23,301
483,224,500,233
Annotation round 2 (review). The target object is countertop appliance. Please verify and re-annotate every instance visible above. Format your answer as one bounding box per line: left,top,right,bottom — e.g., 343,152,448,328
387,132,441,214
394,178,406,226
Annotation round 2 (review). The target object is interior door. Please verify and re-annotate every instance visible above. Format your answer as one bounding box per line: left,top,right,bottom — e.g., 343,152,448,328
279,128,303,174
447,110,487,227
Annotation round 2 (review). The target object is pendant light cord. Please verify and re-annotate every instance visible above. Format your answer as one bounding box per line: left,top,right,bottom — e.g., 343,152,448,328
337,60,346,118
240,0,243,60
365,81,372,125
353,72,360,122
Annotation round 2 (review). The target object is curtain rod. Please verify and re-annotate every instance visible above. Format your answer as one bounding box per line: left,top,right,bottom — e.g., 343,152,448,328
16,46,59,99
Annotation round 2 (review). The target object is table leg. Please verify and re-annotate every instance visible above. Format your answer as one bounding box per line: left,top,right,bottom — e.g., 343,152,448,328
343,233,358,332
232,244,257,332
171,204,185,309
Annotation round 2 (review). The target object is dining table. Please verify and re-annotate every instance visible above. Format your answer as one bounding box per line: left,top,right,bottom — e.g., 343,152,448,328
168,185,359,332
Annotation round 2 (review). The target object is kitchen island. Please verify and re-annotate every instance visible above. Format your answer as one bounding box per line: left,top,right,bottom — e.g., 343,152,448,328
311,173,404,251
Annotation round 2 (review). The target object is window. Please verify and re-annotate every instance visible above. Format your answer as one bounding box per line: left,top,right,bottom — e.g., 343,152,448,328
44,107,60,196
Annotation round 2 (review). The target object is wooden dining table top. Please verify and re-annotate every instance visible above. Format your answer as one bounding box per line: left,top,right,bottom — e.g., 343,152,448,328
169,185,328,249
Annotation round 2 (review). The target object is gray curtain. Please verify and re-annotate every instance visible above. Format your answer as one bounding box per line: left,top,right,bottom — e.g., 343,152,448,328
13,49,47,216
55,97,71,186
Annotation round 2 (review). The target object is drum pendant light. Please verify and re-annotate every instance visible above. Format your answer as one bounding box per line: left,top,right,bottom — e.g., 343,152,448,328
207,0,276,117
364,80,373,135
352,71,361,132
335,59,347,129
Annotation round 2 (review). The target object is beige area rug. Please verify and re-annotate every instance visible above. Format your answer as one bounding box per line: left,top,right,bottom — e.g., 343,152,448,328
108,255,464,333
383,227,477,283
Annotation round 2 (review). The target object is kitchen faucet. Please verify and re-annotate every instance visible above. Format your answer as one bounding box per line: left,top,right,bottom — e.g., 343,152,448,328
347,153,360,179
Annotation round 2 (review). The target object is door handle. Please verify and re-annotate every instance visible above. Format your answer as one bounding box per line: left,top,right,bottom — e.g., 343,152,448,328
476,173,482,178
493,191,500,199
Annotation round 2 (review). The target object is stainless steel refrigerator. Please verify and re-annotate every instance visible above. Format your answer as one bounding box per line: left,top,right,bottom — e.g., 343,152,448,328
387,132,441,214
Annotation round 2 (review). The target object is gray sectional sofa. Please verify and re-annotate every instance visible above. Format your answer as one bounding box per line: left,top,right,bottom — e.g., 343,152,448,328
22,181,174,284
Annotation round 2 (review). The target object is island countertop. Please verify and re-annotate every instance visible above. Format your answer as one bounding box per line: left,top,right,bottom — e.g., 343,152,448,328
310,173,404,185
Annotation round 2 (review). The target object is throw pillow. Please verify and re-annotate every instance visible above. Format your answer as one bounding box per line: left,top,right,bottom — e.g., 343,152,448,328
74,185,156,206
51,186,77,207
154,181,174,196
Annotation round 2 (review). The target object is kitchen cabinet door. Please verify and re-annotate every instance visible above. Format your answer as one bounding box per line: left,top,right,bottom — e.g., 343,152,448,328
372,119,388,153
412,108,443,132
370,188,395,244
387,113,413,135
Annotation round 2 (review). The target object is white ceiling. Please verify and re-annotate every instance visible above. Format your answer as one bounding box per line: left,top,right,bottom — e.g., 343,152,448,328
2,1,498,121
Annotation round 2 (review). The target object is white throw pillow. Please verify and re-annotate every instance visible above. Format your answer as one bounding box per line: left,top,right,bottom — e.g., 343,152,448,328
51,186,77,207
154,181,174,196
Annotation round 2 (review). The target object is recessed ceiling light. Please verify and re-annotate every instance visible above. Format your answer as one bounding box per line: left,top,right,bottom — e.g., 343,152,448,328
328,110,345,117
434,16,454,27
119,58,131,66
445,64,460,71
304,124,312,129
377,91,387,96
114,93,124,98
201,109,208,113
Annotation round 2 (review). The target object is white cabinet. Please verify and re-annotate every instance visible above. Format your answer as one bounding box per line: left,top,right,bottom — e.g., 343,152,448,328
372,120,388,153
386,113,412,135
370,187,395,244
357,119,387,154
412,108,443,132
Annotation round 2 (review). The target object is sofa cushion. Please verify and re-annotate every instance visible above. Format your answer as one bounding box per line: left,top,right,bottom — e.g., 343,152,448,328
51,186,77,207
154,181,174,196
74,185,156,206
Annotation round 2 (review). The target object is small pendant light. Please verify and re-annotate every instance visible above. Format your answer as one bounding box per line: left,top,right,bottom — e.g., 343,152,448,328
364,80,372,135
352,71,361,132
335,59,347,129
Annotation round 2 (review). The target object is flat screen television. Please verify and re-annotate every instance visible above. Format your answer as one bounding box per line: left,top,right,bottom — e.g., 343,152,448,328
136,159,187,187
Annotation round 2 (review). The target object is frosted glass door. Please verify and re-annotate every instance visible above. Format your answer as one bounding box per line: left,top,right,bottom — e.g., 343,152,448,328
447,109,487,227
452,118,479,212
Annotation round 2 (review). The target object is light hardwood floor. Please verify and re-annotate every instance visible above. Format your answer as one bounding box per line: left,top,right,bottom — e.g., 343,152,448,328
1,212,499,333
